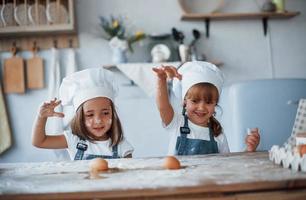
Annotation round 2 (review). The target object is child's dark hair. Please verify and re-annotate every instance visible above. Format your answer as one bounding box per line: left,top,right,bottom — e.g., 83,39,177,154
70,101,123,146
184,82,222,137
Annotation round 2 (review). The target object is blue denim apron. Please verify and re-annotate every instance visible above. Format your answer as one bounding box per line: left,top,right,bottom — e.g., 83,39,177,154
175,114,219,155
74,139,119,160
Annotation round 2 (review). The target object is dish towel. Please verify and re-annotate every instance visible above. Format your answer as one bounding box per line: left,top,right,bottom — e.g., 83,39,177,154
47,47,63,132
64,48,78,76
47,48,68,160
48,48,61,101
0,82,11,155
115,62,180,97
62,48,78,129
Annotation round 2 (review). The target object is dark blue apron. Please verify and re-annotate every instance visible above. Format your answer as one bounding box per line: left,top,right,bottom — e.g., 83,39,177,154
175,114,219,155
74,139,119,160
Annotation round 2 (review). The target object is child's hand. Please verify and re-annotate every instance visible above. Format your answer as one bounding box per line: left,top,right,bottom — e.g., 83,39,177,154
152,65,182,81
245,128,260,152
38,98,65,119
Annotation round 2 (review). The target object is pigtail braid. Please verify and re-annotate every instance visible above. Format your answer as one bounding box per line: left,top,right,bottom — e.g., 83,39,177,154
209,116,222,137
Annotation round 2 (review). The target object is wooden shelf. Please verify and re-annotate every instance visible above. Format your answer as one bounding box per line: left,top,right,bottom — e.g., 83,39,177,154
0,24,75,36
181,11,300,37
181,11,300,21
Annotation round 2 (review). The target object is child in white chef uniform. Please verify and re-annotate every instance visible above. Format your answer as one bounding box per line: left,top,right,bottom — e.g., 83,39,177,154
32,67,134,160
153,61,260,155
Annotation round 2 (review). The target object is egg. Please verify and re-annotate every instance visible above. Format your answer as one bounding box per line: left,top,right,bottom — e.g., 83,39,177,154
299,144,306,157
163,156,181,170
89,158,108,172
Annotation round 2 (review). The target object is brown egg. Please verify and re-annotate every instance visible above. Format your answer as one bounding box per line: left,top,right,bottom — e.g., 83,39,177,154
89,158,108,172
299,144,306,157
163,156,181,170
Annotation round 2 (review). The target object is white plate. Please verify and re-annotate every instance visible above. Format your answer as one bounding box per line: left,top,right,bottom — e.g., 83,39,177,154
14,3,29,26
46,2,69,24
28,4,47,25
1,3,15,26
178,0,225,14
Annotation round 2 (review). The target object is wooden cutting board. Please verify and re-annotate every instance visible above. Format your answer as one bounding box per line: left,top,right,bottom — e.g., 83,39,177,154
3,54,25,93
26,54,44,89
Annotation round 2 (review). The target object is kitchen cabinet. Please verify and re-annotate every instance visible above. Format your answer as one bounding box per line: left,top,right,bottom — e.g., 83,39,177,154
0,0,78,51
0,0,75,35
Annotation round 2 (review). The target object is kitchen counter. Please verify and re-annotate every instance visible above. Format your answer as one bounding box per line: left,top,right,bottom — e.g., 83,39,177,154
1,152,306,199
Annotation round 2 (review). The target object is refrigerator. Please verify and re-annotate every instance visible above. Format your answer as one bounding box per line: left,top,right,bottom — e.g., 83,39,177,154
218,79,306,152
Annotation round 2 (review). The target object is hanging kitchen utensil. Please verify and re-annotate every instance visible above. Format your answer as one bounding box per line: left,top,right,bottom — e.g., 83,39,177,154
26,43,44,89
0,82,12,154
3,45,25,93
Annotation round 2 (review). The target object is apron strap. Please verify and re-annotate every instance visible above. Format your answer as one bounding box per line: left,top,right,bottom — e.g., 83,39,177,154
180,114,190,134
112,144,118,158
75,139,119,160
74,139,88,160
178,114,190,155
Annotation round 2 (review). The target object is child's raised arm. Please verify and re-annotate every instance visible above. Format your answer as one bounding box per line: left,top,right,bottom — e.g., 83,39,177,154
32,98,68,149
152,65,182,126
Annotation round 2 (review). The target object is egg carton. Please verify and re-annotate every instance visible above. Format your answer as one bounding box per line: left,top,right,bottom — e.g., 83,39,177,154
269,145,306,172
269,99,306,172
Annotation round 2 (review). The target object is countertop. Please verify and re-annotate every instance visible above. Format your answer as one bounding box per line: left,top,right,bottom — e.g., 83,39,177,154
1,151,306,199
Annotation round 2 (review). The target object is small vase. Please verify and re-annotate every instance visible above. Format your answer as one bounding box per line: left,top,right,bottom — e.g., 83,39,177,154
112,48,127,64
272,0,285,12
261,0,276,12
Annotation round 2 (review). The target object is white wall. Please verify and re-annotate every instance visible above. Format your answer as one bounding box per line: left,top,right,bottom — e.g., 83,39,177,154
1,0,306,162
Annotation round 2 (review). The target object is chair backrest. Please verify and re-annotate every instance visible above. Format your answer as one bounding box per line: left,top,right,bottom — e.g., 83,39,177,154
287,99,306,147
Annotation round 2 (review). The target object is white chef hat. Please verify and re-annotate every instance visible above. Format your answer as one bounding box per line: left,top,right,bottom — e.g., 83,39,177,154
59,67,118,111
172,61,224,101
